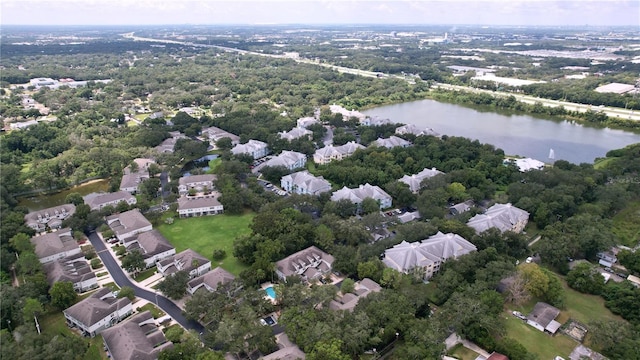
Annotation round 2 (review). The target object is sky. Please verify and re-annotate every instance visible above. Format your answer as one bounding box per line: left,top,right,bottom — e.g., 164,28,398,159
1,0,638,27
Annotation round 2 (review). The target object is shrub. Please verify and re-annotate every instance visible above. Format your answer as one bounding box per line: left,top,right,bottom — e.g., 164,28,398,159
212,249,227,260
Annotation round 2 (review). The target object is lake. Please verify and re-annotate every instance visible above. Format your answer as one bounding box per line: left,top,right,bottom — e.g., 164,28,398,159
18,179,110,211
364,99,640,164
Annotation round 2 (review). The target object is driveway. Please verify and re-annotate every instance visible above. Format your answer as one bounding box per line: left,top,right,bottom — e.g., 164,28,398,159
88,232,204,333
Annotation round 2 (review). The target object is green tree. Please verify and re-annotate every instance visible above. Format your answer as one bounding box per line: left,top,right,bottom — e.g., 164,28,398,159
10,233,33,254
340,278,355,294
21,298,43,324
566,262,605,295
121,250,146,275
157,271,190,300
64,192,84,206
307,339,350,360
360,197,381,214
117,286,135,300
49,281,77,310
357,259,384,283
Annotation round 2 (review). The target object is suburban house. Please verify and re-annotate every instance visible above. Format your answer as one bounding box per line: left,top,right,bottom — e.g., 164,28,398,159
31,228,81,263
106,209,153,242
187,267,236,295
313,141,365,165
124,230,176,268
363,116,394,127
102,311,173,360
449,200,474,216
154,131,187,153
398,167,445,193
504,157,546,172
177,195,224,218
370,136,412,149
83,191,137,211
526,302,562,334
24,204,76,232
281,170,332,196
627,275,640,288
382,232,477,280
330,183,393,210
201,126,240,147
329,104,367,122
262,151,307,171
43,253,98,293
395,124,439,137
178,174,217,195
329,278,381,312
119,158,156,194
596,250,618,268
279,127,313,141
275,246,334,283
157,249,211,278
231,139,269,159
261,345,306,360
397,211,421,224
467,203,529,234
63,287,132,337
296,116,318,128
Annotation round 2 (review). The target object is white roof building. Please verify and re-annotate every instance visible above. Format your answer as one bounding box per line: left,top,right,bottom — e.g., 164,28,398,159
296,116,319,128
262,151,307,171
371,136,412,149
594,83,636,94
467,203,529,234
313,141,365,165
395,124,439,137
281,170,332,196
509,158,546,172
398,167,444,193
331,183,392,209
382,232,477,280
231,139,269,159
279,127,313,141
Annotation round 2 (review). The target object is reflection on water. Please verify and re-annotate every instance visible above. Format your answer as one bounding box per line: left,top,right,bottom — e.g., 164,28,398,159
18,179,110,212
364,99,640,164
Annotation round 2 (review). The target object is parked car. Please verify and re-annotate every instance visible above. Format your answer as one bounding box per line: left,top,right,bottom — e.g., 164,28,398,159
512,311,527,320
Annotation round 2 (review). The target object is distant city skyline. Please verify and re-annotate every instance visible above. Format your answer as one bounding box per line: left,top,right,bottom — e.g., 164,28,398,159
1,0,638,27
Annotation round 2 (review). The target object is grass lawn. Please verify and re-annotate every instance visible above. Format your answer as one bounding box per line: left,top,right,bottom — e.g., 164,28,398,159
611,200,640,247
593,157,615,170
207,158,222,173
157,213,255,275
134,267,157,282
39,311,107,359
448,343,480,360
503,313,577,360
137,303,166,319
560,281,624,325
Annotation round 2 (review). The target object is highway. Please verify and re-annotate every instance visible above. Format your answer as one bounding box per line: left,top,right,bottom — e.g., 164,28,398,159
122,33,639,121
88,231,204,333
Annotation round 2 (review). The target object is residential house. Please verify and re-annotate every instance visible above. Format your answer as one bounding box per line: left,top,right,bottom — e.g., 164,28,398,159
261,345,306,360
398,167,444,193
505,158,545,172
526,302,562,334
119,158,156,194
329,278,381,311
370,136,412,149
83,191,137,211
596,250,618,268
627,275,640,288
281,170,332,195
157,249,211,278
262,151,307,171
43,253,98,293
449,200,474,216
178,174,217,195
64,287,132,337
201,126,240,147
177,195,224,218
154,131,187,153
329,104,367,122
313,141,364,165
395,124,439,137
275,246,334,283
24,204,76,232
296,116,318,128
487,353,510,360
363,116,394,127
330,183,393,210
382,232,477,280
124,230,176,268
231,139,269,159
31,228,81,263
279,127,313,141
187,267,236,295
397,211,421,224
102,311,173,360
106,209,153,242
467,203,529,234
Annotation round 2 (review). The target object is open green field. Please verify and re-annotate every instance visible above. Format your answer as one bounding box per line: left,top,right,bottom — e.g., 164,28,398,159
560,281,623,325
157,213,255,275
40,311,107,360
448,344,480,360
593,157,615,170
503,313,577,360
612,200,640,247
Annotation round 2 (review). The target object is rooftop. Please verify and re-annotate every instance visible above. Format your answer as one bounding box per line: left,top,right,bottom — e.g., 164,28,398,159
64,287,131,328
31,228,78,260
102,311,172,360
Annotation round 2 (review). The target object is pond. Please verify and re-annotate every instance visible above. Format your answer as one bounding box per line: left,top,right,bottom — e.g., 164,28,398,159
182,154,219,176
364,99,640,164
18,178,110,211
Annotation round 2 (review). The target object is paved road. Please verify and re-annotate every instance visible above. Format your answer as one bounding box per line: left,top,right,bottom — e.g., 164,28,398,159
88,232,204,333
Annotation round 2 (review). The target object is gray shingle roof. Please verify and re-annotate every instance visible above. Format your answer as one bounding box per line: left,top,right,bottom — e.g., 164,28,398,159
467,203,529,233
83,191,136,210
263,151,306,169
44,257,96,286
187,267,235,292
275,246,334,280
177,195,222,211
64,287,131,328
134,230,175,258
178,174,217,187
102,311,172,360
106,209,152,238
30,228,78,260
330,183,391,204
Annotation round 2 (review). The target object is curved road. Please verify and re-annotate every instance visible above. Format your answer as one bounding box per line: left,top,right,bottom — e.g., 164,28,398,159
88,232,204,333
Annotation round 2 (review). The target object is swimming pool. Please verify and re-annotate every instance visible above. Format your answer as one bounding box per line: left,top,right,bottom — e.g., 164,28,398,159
265,286,276,300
